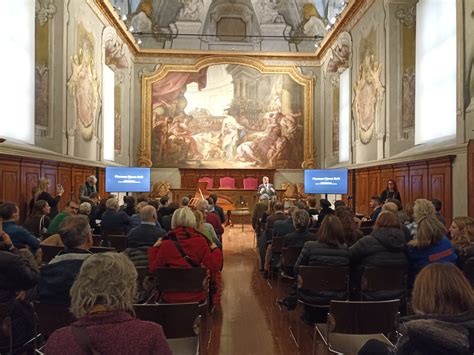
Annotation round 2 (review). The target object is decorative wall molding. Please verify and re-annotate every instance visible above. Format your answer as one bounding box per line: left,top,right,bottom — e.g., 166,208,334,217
103,26,129,70
395,4,416,28
35,0,57,26
178,0,204,21
325,31,353,75
352,55,385,144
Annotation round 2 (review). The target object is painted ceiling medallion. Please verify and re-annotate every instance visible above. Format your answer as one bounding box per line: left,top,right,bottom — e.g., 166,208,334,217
352,55,384,144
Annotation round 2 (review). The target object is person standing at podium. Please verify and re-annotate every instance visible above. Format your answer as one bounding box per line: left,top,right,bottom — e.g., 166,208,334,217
258,176,276,201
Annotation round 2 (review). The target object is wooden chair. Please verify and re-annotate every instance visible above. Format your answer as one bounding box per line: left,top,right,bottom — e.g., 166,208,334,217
105,235,128,252
219,177,236,189
198,177,214,189
243,177,258,190
34,302,76,339
291,265,350,348
134,303,201,355
360,266,408,313
276,247,302,302
316,300,399,355
89,246,116,253
154,267,210,345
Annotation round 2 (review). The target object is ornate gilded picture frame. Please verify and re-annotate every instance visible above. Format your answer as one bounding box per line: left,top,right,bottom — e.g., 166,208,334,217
138,56,315,169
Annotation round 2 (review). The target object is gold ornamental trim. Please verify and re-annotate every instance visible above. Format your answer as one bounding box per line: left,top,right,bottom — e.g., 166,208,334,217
138,56,315,168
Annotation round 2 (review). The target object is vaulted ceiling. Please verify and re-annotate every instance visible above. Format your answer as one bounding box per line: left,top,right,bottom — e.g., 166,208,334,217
109,0,348,53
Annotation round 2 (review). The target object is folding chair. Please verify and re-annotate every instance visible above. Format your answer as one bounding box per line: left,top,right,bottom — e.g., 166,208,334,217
316,299,399,355
154,267,211,347
134,302,201,355
291,265,350,348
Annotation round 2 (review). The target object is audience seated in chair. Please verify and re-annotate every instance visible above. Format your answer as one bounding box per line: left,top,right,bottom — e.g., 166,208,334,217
193,210,221,249
130,201,149,229
0,202,41,253
335,206,363,247
196,199,223,240
307,198,319,218
101,198,131,234
209,193,226,224
22,200,51,240
278,215,350,322
272,206,297,239
120,196,137,217
282,210,316,248
431,198,446,226
47,201,80,236
79,202,99,233
349,212,408,299
0,231,38,352
148,207,223,304
315,199,333,228
359,263,474,355
450,216,474,268
382,202,412,242
161,202,179,232
45,253,172,355
407,199,456,284
157,196,172,226
369,196,383,222
37,215,93,305
125,206,166,269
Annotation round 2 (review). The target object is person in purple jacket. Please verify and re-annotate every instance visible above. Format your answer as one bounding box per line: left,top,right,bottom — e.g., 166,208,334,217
45,253,171,355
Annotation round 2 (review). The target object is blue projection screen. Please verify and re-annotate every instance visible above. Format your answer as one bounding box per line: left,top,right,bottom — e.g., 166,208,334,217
105,167,151,192
304,169,348,194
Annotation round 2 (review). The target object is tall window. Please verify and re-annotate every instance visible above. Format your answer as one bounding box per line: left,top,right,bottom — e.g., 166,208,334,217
339,69,350,162
0,0,35,143
103,65,115,161
415,0,456,144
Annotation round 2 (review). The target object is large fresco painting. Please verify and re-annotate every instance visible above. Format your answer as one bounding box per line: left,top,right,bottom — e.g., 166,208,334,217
139,58,314,169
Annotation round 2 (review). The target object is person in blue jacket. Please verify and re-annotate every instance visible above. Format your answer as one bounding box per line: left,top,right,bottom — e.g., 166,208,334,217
0,202,40,253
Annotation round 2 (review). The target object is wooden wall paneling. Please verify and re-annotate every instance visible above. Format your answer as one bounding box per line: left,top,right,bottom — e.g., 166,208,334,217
468,140,474,217
98,168,106,198
58,166,72,207
393,164,409,206
409,163,428,201
0,159,21,205
72,168,84,203
355,169,369,216
368,168,381,200
179,169,275,190
428,157,453,226
20,160,41,219
380,167,394,192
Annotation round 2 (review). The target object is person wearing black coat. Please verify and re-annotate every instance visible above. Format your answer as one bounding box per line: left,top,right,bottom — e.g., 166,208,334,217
349,212,408,300
315,199,333,227
0,232,38,351
282,209,316,248
278,215,349,323
101,198,131,233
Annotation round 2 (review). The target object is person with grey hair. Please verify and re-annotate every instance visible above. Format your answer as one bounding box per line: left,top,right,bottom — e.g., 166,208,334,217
38,215,93,304
45,253,172,355
181,196,190,207
79,175,98,203
283,209,316,248
197,199,224,239
125,206,166,268
101,198,131,233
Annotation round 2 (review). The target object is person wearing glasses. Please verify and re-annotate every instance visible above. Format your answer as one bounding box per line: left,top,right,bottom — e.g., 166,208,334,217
380,179,401,204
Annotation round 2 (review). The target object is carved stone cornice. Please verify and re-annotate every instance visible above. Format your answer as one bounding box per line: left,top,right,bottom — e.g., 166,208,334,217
35,0,57,26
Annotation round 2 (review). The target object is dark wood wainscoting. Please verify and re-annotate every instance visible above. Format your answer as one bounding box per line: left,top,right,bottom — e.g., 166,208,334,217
0,154,105,222
348,156,454,225
469,140,474,217
179,168,275,189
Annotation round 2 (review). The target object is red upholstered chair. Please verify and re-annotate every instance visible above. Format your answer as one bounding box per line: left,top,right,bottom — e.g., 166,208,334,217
198,177,214,189
219,177,236,189
243,177,258,190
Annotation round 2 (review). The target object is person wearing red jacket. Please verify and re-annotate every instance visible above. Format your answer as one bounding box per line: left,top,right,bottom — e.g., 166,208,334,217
148,207,223,304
